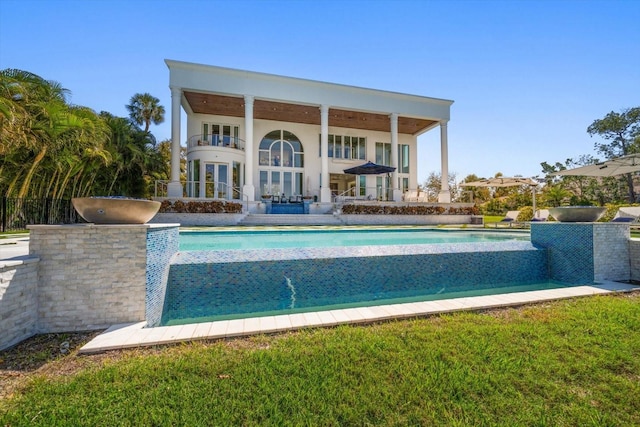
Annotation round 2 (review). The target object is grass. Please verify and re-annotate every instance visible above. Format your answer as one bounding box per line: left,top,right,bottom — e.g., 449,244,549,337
2,293,639,426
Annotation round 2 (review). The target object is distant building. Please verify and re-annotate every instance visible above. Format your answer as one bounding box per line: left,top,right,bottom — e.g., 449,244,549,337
165,59,453,203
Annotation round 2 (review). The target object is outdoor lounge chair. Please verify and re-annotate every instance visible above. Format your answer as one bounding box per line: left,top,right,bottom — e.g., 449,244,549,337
611,206,640,223
531,209,550,222
404,190,419,202
494,210,521,227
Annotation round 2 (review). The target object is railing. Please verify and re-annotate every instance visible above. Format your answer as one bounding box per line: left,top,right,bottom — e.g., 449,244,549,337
187,134,245,151
333,186,393,202
1,197,80,232
155,180,243,201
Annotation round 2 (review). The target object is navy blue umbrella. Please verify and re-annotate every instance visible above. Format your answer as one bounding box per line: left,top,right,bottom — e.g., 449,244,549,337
343,161,396,175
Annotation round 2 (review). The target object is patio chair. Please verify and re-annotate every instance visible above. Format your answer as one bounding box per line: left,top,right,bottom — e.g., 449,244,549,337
611,206,640,223
403,190,418,202
531,209,550,222
494,210,521,227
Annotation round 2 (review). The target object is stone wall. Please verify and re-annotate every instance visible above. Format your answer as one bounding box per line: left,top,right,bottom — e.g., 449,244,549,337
0,258,39,350
151,213,245,226
28,224,179,332
340,215,473,226
593,224,631,282
630,239,640,281
531,223,631,283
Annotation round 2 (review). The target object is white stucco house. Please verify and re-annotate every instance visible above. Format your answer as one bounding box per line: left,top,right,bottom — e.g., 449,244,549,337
164,59,453,206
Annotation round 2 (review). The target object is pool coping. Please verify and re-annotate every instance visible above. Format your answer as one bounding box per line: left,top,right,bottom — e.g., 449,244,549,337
79,281,639,354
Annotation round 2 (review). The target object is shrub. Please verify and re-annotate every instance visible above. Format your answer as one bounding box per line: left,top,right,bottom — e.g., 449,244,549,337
517,206,534,221
340,204,472,215
158,200,242,214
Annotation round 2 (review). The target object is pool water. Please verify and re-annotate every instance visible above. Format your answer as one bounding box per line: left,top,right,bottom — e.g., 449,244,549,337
161,225,555,326
162,279,578,326
179,228,528,250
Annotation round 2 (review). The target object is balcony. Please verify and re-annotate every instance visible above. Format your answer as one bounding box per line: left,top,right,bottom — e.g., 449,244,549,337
187,134,245,151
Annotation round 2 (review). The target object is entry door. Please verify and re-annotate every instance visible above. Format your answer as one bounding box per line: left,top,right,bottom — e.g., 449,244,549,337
204,163,229,199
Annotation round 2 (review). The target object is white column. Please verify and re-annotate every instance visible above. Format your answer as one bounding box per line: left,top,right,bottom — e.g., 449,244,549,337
242,95,255,201
438,120,451,203
167,86,183,198
390,113,401,202
320,105,331,203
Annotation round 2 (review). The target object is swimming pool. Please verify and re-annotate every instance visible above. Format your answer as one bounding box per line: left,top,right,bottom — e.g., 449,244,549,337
179,227,529,250
160,227,561,326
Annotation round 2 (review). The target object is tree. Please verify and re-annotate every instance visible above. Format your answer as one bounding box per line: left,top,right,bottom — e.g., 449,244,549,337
541,185,572,207
588,107,640,202
422,171,458,202
460,174,490,203
126,93,165,134
0,69,110,199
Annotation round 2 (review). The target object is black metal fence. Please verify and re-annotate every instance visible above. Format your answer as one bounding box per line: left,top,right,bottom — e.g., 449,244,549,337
1,198,81,232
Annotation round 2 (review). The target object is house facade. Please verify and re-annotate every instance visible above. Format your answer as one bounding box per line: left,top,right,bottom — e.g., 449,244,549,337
165,59,454,205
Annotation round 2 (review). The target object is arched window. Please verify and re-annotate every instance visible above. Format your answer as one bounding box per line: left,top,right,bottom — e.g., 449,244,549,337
259,130,304,167
258,130,304,196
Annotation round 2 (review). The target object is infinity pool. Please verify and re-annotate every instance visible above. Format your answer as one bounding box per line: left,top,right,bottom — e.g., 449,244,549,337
179,227,529,250
160,227,552,326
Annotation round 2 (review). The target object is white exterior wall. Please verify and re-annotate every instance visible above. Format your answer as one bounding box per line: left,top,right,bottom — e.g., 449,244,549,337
169,60,452,201
186,114,418,200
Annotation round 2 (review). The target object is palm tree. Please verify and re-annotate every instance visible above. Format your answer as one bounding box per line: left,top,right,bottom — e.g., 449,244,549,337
0,69,110,199
125,93,165,134
542,185,573,207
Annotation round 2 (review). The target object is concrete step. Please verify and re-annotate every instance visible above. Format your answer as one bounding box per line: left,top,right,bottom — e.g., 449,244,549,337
239,214,343,226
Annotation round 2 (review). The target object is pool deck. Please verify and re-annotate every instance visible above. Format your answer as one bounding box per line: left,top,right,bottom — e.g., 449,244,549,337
78,281,639,354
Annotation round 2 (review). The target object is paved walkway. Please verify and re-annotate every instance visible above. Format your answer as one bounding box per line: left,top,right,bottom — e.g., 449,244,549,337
79,281,639,354
0,235,31,263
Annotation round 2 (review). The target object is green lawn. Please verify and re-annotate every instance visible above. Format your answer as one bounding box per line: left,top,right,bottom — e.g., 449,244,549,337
2,293,639,426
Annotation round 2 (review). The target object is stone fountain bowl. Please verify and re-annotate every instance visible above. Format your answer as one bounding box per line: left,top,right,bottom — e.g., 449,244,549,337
72,197,161,224
548,206,607,222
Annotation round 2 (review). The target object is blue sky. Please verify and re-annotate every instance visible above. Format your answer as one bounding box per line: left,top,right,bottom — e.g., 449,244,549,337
1,0,638,183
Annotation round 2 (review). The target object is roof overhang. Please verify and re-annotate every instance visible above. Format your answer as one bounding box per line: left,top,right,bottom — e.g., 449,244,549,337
167,59,452,136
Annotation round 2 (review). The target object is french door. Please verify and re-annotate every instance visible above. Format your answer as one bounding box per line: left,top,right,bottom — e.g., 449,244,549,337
259,170,303,197
204,163,229,199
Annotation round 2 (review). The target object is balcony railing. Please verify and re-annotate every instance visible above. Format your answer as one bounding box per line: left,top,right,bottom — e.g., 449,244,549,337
187,134,245,151
333,186,394,202
155,180,243,201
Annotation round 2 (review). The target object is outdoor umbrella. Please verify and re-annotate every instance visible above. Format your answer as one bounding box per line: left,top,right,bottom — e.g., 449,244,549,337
551,153,640,177
461,177,538,187
343,161,396,175
343,161,396,201
461,177,539,214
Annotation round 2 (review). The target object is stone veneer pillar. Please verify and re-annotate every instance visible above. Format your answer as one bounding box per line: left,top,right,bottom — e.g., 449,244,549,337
0,258,39,350
28,223,179,332
531,222,631,283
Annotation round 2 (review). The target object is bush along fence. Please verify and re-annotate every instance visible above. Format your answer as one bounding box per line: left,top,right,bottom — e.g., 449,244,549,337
340,204,479,215
159,200,243,214
1,198,80,232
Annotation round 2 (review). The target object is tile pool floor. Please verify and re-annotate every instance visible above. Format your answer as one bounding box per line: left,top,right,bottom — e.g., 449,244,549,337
79,280,639,354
